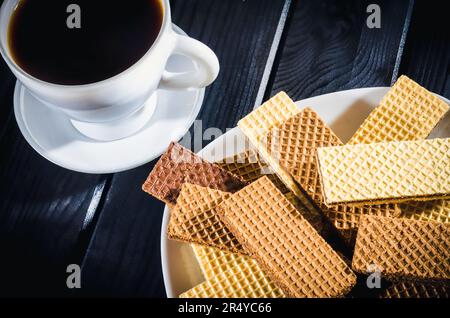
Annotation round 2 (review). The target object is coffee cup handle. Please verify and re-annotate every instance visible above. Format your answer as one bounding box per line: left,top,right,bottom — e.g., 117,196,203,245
159,34,219,90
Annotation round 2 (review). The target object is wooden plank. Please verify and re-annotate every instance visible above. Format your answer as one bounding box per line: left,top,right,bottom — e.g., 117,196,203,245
80,0,287,297
399,0,450,98
269,0,413,100
0,58,107,296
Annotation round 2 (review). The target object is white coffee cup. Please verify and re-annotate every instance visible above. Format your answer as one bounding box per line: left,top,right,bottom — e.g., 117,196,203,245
0,0,219,140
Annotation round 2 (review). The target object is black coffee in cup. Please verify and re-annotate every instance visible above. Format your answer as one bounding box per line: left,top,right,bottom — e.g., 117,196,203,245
8,0,163,85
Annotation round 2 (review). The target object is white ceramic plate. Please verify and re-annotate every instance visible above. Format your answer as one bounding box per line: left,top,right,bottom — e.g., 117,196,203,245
161,87,450,298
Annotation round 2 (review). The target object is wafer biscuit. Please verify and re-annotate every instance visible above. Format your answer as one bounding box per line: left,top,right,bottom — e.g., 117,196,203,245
217,149,325,233
349,75,449,145
182,245,284,298
347,75,449,241
142,142,246,207
216,176,356,298
379,281,449,298
317,138,450,206
237,92,320,217
216,149,289,193
284,192,325,233
274,108,399,242
169,183,322,253
352,215,450,281
216,149,267,182
192,245,243,280
400,200,450,224
168,184,245,254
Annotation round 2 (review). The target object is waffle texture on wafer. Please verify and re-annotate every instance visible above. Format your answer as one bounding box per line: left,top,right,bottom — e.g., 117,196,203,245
216,176,356,298
216,149,291,194
168,184,245,254
400,200,450,224
352,215,450,281
216,149,325,233
142,142,246,206
317,138,450,206
346,75,449,242
238,92,321,217
216,149,268,182
192,245,244,280
379,281,449,298
182,245,284,298
273,108,399,242
349,76,449,145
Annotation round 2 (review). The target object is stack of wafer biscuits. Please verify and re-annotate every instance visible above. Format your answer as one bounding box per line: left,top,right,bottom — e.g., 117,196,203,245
271,107,400,244
215,149,325,233
167,183,245,255
236,92,321,217
216,176,356,297
143,75,449,298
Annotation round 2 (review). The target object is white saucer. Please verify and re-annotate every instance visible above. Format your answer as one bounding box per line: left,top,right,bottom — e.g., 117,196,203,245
160,87,450,298
13,25,205,174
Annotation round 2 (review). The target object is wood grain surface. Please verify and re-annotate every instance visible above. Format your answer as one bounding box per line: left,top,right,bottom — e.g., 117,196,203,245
269,0,413,100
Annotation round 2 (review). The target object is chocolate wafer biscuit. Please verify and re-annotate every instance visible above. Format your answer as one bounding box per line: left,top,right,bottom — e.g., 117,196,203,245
182,245,284,298
317,138,450,206
168,184,245,254
273,108,399,243
352,215,450,281
237,92,320,217
379,281,449,298
216,176,356,298
349,75,449,145
142,142,246,207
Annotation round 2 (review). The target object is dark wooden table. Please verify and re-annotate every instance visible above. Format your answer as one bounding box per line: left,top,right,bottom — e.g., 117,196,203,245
0,0,448,297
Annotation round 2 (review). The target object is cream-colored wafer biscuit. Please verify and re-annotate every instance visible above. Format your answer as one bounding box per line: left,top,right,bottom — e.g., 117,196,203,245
273,108,399,243
400,200,450,224
317,138,450,206
237,92,319,215
352,215,450,281
216,176,356,298
192,245,243,280
349,75,449,145
347,75,449,241
168,184,245,254
182,245,284,298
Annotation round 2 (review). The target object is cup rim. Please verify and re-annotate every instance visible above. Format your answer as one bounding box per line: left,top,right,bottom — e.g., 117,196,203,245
0,0,170,90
